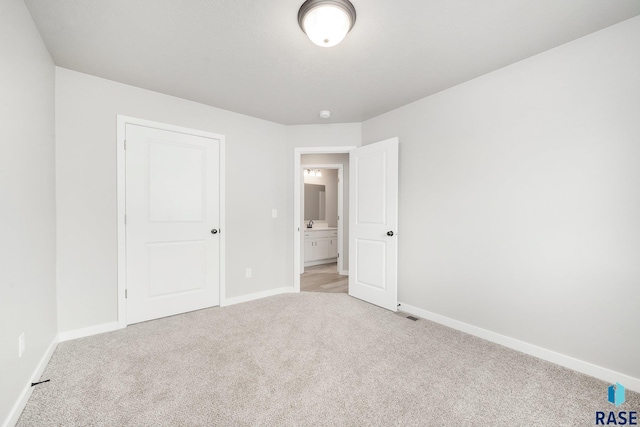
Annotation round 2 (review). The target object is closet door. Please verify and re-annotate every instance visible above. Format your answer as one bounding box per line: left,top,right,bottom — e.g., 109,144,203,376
125,123,222,324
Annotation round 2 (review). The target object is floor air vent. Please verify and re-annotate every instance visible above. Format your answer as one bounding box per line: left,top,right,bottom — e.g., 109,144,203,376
406,315,418,321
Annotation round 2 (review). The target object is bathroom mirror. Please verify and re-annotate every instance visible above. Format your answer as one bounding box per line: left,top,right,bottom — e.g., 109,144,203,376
304,184,325,221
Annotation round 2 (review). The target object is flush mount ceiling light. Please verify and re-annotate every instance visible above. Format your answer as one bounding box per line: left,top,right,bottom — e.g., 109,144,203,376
319,110,331,119
298,0,357,48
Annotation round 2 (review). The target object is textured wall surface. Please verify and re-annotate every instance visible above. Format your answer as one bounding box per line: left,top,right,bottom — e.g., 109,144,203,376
0,0,57,423
363,16,640,379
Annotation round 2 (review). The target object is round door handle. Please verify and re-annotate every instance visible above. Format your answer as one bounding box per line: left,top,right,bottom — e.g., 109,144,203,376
211,229,218,234
387,231,394,237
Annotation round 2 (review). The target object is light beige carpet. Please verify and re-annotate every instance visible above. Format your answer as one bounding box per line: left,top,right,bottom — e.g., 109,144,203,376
18,293,639,426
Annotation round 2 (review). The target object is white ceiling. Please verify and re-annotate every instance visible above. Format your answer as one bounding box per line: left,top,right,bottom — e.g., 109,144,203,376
24,0,640,125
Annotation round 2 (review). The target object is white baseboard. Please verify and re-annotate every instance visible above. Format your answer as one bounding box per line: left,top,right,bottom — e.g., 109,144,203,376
339,269,349,276
399,302,640,393
3,335,58,427
221,287,295,307
58,321,119,342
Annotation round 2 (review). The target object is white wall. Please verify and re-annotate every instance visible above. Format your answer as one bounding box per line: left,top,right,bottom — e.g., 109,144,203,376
287,124,361,150
0,0,57,423
362,16,640,380
55,68,290,332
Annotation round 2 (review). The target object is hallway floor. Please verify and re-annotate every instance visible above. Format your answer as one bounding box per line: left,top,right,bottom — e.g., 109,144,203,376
300,263,347,293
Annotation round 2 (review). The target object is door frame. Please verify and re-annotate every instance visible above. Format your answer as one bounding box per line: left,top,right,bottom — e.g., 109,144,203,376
301,163,344,273
293,146,356,292
116,115,226,329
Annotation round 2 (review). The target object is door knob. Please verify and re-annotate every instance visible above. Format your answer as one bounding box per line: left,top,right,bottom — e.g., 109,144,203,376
387,231,394,236
211,229,218,234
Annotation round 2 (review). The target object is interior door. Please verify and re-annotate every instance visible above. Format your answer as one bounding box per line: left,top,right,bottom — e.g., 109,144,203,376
125,123,221,324
349,138,399,311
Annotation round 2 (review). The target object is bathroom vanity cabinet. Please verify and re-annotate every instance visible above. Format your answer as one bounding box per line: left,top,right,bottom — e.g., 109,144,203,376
304,228,338,266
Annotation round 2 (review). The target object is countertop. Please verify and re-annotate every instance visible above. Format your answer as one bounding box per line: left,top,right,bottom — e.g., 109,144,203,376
303,227,337,231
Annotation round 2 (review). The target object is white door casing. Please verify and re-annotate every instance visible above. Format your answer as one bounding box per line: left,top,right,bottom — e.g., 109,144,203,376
124,122,223,324
349,138,399,311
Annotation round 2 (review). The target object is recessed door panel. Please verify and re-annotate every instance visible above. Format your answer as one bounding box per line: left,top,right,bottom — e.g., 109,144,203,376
148,241,206,297
355,239,386,290
356,151,387,225
149,142,204,223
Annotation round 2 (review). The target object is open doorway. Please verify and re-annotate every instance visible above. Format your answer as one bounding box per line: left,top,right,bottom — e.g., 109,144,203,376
293,146,356,293
294,139,399,310
301,165,345,292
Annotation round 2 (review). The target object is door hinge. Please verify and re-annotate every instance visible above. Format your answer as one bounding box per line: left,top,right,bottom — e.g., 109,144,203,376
125,289,128,299
124,214,127,225
337,253,340,257
124,140,127,150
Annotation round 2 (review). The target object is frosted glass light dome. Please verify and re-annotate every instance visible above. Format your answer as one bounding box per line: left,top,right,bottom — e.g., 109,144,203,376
298,0,356,48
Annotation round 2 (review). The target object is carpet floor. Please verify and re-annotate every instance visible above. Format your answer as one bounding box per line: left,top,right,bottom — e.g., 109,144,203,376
18,293,638,426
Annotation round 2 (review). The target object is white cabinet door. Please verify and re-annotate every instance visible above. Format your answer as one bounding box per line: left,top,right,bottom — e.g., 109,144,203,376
304,240,314,262
125,123,222,324
304,231,338,264
349,137,399,312
328,238,338,258
315,239,329,260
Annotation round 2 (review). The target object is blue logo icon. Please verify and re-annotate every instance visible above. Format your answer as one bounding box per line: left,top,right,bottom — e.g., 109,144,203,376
596,383,636,425
608,382,625,407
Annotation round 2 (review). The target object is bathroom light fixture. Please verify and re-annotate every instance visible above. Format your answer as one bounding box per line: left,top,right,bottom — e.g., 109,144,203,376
304,169,322,177
298,0,356,48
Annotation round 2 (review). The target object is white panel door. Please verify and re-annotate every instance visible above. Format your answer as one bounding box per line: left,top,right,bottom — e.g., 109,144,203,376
125,123,221,324
349,138,399,311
